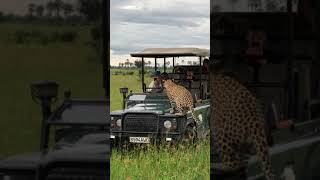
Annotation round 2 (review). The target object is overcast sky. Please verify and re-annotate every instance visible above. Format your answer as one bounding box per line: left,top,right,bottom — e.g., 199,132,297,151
110,0,210,66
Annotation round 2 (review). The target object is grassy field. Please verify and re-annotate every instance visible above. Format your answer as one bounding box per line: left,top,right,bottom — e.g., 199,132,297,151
111,141,210,180
110,68,210,180
0,22,103,156
110,68,151,111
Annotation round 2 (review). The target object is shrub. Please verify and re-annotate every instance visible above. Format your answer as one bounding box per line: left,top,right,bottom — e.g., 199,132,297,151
59,31,77,42
126,71,134,75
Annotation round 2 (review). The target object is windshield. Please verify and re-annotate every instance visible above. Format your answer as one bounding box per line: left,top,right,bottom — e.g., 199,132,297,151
126,93,171,110
212,0,299,12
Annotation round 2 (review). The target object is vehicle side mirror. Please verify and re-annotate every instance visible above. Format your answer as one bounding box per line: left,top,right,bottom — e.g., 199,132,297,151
30,80,59,151
31,80,59,103
31,80,59,118
120,87,128,94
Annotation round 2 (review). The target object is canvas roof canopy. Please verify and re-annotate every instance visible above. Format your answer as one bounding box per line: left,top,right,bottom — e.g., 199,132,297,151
130,48,209,58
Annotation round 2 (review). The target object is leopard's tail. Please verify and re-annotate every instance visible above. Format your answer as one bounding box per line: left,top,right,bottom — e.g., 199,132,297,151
251,118,275,180
189,106,199,125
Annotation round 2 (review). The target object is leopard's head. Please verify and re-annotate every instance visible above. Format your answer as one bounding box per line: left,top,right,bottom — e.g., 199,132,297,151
162,79,174,89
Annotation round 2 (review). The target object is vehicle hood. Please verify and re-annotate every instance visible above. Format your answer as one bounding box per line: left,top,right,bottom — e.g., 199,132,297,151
111,103,169,115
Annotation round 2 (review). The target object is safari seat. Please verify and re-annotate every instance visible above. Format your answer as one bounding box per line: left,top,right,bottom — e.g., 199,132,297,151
167,72,209,102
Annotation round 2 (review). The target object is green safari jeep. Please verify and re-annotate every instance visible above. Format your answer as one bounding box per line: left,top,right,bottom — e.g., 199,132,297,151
110,48,210,145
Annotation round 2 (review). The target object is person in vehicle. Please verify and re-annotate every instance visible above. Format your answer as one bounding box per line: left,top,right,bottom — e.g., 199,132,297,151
147,71,163,93
202,58,210,99
202,58,209,73
161,72,169,81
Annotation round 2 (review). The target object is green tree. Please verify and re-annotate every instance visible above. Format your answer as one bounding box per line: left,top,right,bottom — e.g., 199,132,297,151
228,0,238,11
77,0,101,22
36,5,44,17
52,0,63,18
62,3,74,18
125,59,130,68
134,60,143,69
265,0,279,11
46,2,55,17
28,3,36,17
248,0,262,11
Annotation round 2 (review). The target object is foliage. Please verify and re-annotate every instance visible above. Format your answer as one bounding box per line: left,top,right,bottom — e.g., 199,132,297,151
77,0,102,22
265,0,279,11
28,3,36,18
111,139,210,180
62,2,74,17
52,0,63,18
110,69,151,111
46,1,55,17
35,5,45,17
113,70,135,76
134,60,143,69
59,31,78,42
9,29,78,44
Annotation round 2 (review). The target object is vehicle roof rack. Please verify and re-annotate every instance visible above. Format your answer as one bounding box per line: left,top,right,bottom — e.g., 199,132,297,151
130,48,209,58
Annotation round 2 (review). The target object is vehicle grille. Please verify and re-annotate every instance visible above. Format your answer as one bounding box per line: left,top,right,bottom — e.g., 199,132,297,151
123,113,158,132
46,167,108,180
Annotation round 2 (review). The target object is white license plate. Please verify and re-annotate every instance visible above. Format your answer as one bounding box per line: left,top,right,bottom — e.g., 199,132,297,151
129,137,150,143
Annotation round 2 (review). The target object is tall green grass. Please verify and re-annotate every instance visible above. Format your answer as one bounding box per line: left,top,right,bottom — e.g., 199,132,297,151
110,68,152,111
111,139,210,180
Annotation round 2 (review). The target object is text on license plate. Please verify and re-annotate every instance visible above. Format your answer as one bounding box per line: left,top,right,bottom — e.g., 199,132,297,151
129,137,150,143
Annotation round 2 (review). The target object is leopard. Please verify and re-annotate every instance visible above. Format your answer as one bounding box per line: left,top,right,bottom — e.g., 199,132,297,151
162,79,200,125
210,72,275,180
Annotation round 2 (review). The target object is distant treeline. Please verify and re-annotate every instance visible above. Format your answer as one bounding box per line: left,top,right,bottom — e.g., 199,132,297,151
9,30,78,45
0,0,102,24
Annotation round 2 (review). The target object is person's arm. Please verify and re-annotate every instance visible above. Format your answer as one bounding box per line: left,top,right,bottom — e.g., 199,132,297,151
147,81,154,92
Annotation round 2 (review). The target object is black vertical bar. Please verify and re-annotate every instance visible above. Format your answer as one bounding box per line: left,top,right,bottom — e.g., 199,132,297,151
40,99,51,151
287,0,294,119
122,93,126,110
164,57,166,72
155,58,157,71
102,0,109,98
142,57,145,92
102,1,110,177
173,57,175,67
199,56,202,99
293,70,299,120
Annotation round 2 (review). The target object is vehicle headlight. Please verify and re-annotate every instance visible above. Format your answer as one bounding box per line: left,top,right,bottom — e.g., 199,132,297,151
116,119,122,127
164,120,172,129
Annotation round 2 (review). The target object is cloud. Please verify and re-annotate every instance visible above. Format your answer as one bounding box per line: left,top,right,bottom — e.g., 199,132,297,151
111,0,208,27
110,0,210,65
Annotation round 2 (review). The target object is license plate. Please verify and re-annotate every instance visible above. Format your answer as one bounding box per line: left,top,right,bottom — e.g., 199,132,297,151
129,137,150,143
